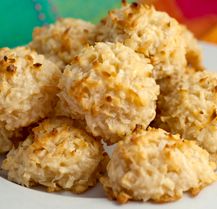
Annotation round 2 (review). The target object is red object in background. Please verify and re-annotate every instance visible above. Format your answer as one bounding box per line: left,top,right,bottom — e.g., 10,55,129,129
177,0,217,18
139,0,217,44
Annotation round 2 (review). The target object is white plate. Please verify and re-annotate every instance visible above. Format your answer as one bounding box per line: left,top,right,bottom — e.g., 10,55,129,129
0,42,217,209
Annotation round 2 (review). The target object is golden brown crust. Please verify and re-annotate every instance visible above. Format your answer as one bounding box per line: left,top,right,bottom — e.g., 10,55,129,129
188,185,206,197
152,194,182,203
116,192,131,204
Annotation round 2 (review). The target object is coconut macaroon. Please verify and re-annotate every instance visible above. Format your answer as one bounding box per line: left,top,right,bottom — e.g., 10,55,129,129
95,2,203,79
30,18,95,69
154,70,217,155
101,128,217,204
2,117,104,193
0,47,61,131
58,42,159,144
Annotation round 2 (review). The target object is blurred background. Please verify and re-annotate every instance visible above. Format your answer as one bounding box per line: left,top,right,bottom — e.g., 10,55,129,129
0,0,216,48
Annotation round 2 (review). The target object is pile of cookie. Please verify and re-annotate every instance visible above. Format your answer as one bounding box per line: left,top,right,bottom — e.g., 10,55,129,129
0,1,217,204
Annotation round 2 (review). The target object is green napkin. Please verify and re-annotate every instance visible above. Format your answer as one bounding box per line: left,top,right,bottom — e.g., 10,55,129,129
0,0,56,48
0,0,133,48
